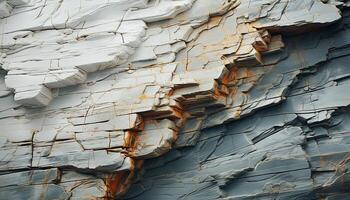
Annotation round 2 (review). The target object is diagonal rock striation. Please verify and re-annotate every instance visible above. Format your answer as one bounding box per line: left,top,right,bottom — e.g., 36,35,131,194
1,0,350,199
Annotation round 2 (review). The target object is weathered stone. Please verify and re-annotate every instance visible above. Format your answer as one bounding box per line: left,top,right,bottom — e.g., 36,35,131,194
1,0,350,199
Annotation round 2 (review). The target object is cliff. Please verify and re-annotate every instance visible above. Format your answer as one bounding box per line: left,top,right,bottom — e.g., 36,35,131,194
1,0,350,199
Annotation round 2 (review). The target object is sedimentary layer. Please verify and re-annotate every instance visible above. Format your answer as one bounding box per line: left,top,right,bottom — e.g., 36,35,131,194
1,0,350,199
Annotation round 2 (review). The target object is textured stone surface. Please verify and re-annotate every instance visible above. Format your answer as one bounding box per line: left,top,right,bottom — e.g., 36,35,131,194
1,0,350,199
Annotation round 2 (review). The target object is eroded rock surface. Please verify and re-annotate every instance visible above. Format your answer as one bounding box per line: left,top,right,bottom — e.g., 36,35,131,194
1,0,350,199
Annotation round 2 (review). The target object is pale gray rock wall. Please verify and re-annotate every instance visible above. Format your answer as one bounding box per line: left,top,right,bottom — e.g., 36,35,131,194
1,0,350,199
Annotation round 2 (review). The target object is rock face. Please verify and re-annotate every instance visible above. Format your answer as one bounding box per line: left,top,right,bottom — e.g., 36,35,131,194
1,0,350,199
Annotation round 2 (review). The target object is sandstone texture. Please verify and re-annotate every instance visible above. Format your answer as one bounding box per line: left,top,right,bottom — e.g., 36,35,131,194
1,0,350,199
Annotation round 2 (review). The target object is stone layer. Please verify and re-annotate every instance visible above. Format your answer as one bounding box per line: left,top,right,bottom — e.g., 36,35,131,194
1,0,350,199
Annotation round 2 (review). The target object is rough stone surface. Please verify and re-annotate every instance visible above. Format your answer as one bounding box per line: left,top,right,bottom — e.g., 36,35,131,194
1,0,350,199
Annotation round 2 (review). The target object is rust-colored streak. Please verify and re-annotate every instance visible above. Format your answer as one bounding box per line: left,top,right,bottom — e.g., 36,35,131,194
105,170,130,199
222,67,238,85
123,129,141,157
105,159,144,199
104,125,144,199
